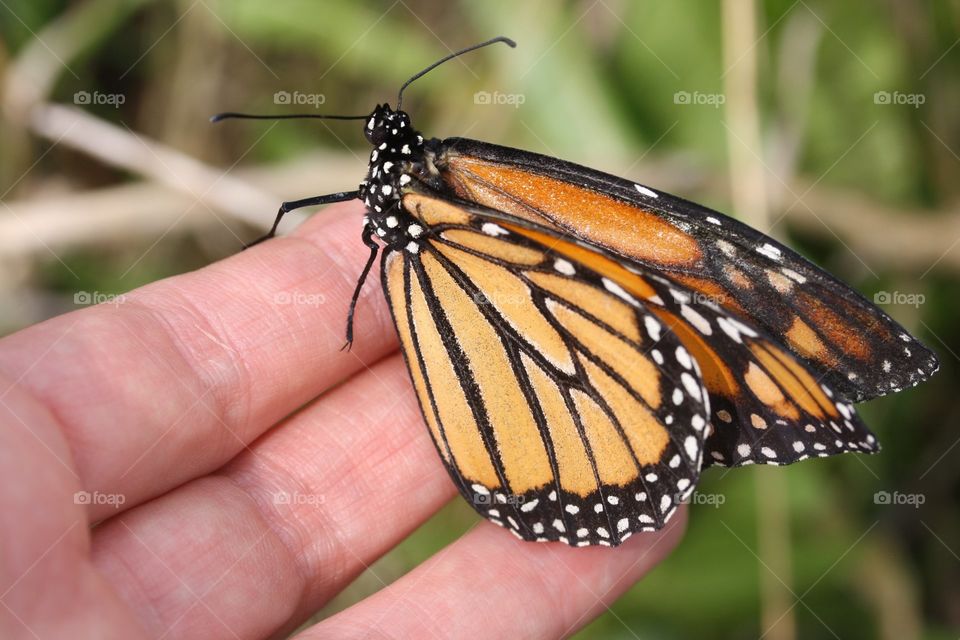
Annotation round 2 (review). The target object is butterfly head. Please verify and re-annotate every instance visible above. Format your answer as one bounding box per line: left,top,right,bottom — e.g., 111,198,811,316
363,104,413,146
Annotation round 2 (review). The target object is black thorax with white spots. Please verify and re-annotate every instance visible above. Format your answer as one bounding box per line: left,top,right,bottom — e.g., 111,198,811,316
359,104,430,251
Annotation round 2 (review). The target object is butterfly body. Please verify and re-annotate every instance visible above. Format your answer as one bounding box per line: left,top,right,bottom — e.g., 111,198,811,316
359,104,433,250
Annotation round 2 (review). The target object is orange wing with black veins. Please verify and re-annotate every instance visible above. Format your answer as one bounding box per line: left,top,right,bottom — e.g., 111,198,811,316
432,138,938,403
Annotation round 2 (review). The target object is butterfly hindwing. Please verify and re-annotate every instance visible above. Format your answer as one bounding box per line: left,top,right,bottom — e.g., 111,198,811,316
636,274,879,468
401,192,880,471
432,138,938,403
382,193,712,546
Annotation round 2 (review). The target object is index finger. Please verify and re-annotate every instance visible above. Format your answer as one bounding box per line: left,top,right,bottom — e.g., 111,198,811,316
0,201,399,519
305,510,687,639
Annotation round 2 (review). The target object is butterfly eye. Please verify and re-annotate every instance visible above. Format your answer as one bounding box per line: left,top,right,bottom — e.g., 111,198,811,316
364,121,387,145
363,112,385,146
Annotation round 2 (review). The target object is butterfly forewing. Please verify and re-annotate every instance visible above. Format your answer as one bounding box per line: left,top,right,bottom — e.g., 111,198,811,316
382,193,711,546
432,138,939,403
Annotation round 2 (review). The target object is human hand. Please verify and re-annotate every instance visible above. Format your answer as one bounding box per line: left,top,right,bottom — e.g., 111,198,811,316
0,201,686,639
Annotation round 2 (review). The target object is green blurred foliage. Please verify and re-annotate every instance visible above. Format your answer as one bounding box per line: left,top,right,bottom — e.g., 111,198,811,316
1,1,958,638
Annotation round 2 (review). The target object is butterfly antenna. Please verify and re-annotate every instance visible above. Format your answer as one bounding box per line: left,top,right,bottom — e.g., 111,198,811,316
209,112,369,123
396,36,516,110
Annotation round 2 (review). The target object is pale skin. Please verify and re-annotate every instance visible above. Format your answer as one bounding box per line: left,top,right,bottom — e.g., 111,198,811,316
0,201,686,639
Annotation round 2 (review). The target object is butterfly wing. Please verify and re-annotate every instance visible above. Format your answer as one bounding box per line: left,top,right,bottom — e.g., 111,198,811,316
643,280,877,469
395,192,880,475
383,193,712,546
430,138,939,403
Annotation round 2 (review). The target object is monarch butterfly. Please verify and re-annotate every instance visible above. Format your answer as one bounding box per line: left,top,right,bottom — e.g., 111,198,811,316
214,37,938,547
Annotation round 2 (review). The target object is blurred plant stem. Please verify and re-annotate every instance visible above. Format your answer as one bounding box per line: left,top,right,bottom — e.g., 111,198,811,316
858,534,922,640
769,9,823,207
722,1,795,638
151,0,228,161
722,0,768,231
1,0,154,193
754,469,795,640
25,103,288,228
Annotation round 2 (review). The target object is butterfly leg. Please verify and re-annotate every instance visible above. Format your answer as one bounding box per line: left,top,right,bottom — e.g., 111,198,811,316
341,223,380,351
244,190,360,249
